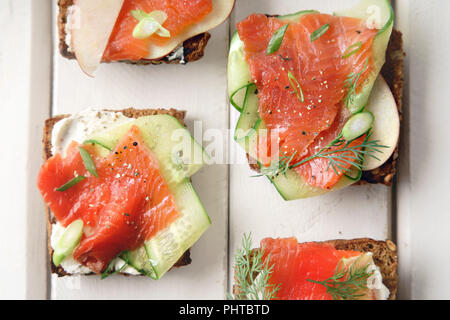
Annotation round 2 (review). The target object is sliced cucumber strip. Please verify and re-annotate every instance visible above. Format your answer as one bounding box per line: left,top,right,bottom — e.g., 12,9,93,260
228,32,252,112
269,168,357,201
342,112,374,141
53,219,83,266
89,114,209,185
143,180,211,279
127,245,156,277
278,10,319,22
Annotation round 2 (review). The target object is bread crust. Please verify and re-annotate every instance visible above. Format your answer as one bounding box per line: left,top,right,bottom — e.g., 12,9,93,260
58,0,211,64
359,29,405,185
233,238,398,300
43,108,191,277
246,29,405,187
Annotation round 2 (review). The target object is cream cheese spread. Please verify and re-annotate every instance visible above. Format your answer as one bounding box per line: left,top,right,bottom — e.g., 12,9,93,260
167,46,185,64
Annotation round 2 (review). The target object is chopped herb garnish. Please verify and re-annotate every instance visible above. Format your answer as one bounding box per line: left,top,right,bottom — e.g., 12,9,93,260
342,41,363,59
83,139,112,151
310,24,330,42
79,147,99,178
267,24,289,55
131,10,170,39
278,54,291,61
287,71,304,103
55,176,86,192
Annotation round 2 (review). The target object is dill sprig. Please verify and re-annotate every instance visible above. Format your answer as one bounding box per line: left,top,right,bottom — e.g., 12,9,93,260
343,58,369,108
307,259,374,300
255,131,388,179
289,131,388,176
228,233,281,300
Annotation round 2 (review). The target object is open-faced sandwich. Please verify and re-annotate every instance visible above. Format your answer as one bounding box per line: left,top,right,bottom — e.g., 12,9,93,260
228,0,404,200
37,108,211,279
59,0,236,76
230,234,398,300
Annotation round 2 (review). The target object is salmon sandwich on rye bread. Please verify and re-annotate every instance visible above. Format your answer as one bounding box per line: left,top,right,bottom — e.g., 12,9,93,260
37,108,211,279
228,0,404,200
229,234,398,300
59,0,236,76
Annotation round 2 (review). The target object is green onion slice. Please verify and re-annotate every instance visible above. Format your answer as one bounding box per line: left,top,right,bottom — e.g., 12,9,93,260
310,24,330,42
53,219,84,266
83,139,112,151
79,147,99,178
288,71,305,103
267,24,289,55
342,41,363,59
344,167,363,181
342,111,374,141
131,10,170,39
55,176,86,192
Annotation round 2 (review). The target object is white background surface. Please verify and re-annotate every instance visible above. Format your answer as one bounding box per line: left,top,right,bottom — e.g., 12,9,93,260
0,0,449,300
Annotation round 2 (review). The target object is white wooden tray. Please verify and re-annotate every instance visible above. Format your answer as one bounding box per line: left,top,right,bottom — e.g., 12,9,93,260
1,0,449,300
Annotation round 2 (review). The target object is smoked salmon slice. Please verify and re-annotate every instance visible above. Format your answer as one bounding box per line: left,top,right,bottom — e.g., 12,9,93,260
103,0,213,61
261,237,362,300
37,125,180,273
237,13,377,189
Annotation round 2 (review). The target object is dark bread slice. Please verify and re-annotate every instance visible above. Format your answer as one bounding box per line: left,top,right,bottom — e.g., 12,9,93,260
247,29,405,187
233,238,398,300
58,0,211,64
43,108,192,276
359,29,405,185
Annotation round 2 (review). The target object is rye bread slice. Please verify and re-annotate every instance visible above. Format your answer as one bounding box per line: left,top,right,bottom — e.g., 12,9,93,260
233,238,398,300
43,108,192,276
58,0,211,65
247,29,405,187
359,29,405,185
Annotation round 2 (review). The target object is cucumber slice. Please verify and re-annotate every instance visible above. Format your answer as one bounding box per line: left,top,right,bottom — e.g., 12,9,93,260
127,246,156,277
53,219,84,266
342,112,374,141
86,114,210,278
143,180,211,279
269,169,357,201
228,0,394,200
228,32,252,112
89,114,209,185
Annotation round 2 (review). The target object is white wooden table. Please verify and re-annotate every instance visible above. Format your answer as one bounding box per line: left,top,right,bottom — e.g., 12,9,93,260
0,0,449,300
